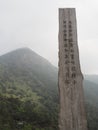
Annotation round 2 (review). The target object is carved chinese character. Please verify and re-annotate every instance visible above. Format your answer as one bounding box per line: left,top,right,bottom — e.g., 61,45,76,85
69,24,72,28
64,44,68,47
63,20,66,23
63,24,66,28
70,49,74,52
64,49,68,52
65,80,70,84
64,33,67,37
69,38,73,42
69,42,73,47
73,80,76,84
69,21,71,24
63,30,67,33
70,54,74,60
65,54,68,58
69,29,72,32
65,60,69,64
71,73,76,78
71,66,76,71
64,38,68,41
71,61,75,64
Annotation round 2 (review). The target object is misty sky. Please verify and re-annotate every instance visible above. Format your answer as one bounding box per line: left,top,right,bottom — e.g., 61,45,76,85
0,0,98,74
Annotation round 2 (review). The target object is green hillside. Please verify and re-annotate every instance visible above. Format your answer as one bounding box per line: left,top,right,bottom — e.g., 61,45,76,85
84,80,98,107
83,80,98,130
84,75,98,84
0,48,98,130
0,48,58,130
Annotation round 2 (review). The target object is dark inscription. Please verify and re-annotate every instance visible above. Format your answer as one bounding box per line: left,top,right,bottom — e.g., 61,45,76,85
63,20,76,84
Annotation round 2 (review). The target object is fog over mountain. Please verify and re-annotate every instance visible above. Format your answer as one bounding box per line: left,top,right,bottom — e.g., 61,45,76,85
0,48,97,130
0,0,98,74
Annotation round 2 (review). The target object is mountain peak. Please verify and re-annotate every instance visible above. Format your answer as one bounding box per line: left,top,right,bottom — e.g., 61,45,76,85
7,47,33,54
13,47,32,52
0,47,57,75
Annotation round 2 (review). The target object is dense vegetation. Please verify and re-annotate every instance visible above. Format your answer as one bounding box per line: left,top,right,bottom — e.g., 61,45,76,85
0,48,59,130
0,96,58,130
0,48,98,130
84,80,98,130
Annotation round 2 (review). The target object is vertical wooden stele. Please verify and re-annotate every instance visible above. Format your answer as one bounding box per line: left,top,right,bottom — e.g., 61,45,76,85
58,8,88,130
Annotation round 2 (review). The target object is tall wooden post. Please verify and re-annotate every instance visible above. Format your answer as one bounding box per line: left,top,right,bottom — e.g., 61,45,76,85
58,8,88,130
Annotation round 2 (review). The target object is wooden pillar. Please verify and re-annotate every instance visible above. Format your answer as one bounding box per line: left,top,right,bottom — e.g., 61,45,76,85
58,8,88,130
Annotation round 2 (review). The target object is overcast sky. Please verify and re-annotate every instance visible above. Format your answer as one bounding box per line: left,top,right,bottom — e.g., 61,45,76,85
0,0,98,74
